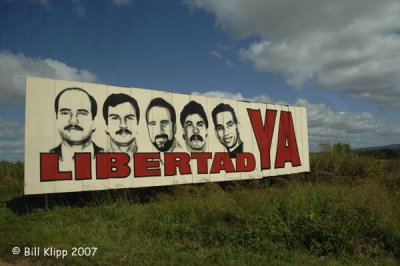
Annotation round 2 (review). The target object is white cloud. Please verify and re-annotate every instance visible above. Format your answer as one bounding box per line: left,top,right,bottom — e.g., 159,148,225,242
0,117,23,140
193,90,276,105
209,50,222,59
0,50,98,102
0,117,24,161
251,94,274,104
194,90,279,105
193,90,245,101
112,0,132,7
187,0,400,109
224,59,234,68
209,50,234,67
0,140,24,161
296,99,400,151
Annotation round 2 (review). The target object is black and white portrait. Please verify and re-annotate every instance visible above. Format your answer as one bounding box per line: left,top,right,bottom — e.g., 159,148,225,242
146,97,182,152
180,100,208,152
211,103,243,158
51,87,104,168
103,93,140,153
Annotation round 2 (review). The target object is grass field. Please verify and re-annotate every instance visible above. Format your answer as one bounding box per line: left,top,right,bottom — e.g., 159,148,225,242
1,144,399,265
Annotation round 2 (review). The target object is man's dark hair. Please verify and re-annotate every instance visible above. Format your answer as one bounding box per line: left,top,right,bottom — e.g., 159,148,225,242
146,97,176,125
211,103,238,128
54,87,97,119
180,101,208,128
102,93,140,125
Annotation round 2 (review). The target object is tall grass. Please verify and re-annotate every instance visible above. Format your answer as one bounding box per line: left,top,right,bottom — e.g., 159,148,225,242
310,143,386,182
0,145,399,265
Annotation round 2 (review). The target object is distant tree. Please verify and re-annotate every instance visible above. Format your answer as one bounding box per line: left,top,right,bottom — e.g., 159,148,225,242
332,143,351,153
318,143,331,152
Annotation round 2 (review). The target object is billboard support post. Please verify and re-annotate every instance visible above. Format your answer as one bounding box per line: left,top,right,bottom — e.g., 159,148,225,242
44,194,48,211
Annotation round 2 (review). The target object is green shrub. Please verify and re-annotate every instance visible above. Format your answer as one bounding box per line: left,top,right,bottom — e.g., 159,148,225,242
0,161,24,201
310,143,385,183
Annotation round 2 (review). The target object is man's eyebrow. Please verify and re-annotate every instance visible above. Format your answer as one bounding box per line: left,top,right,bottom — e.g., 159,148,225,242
59,108,71,112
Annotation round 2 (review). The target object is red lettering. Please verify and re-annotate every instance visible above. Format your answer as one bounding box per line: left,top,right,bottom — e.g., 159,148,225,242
75,153,91,180
40,153,72,181
191,152,212,174
275,111,301,168
210,153,235,174
164,153,191,176
247,108,277,170
134,153,161,177
236,152,256,172
96,153,131,179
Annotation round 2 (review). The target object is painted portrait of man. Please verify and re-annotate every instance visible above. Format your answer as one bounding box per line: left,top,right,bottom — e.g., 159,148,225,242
103,93,140,153
146,97,182,152
180,100,208,152
51,87,103,168
211,103,243,158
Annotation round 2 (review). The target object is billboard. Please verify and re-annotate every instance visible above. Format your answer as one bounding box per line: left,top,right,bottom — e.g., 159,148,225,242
24,76,309,195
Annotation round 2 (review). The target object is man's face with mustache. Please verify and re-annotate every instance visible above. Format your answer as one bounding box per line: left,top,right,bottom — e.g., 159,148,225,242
106,102,138,148
147,106,175,152
56,90,94,145
183,113,207,152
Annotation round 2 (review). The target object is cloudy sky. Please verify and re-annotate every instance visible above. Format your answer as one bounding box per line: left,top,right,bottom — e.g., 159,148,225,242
1,0,400,161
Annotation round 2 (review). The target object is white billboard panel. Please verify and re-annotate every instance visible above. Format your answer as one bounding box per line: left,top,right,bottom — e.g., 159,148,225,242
24,76,309,195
